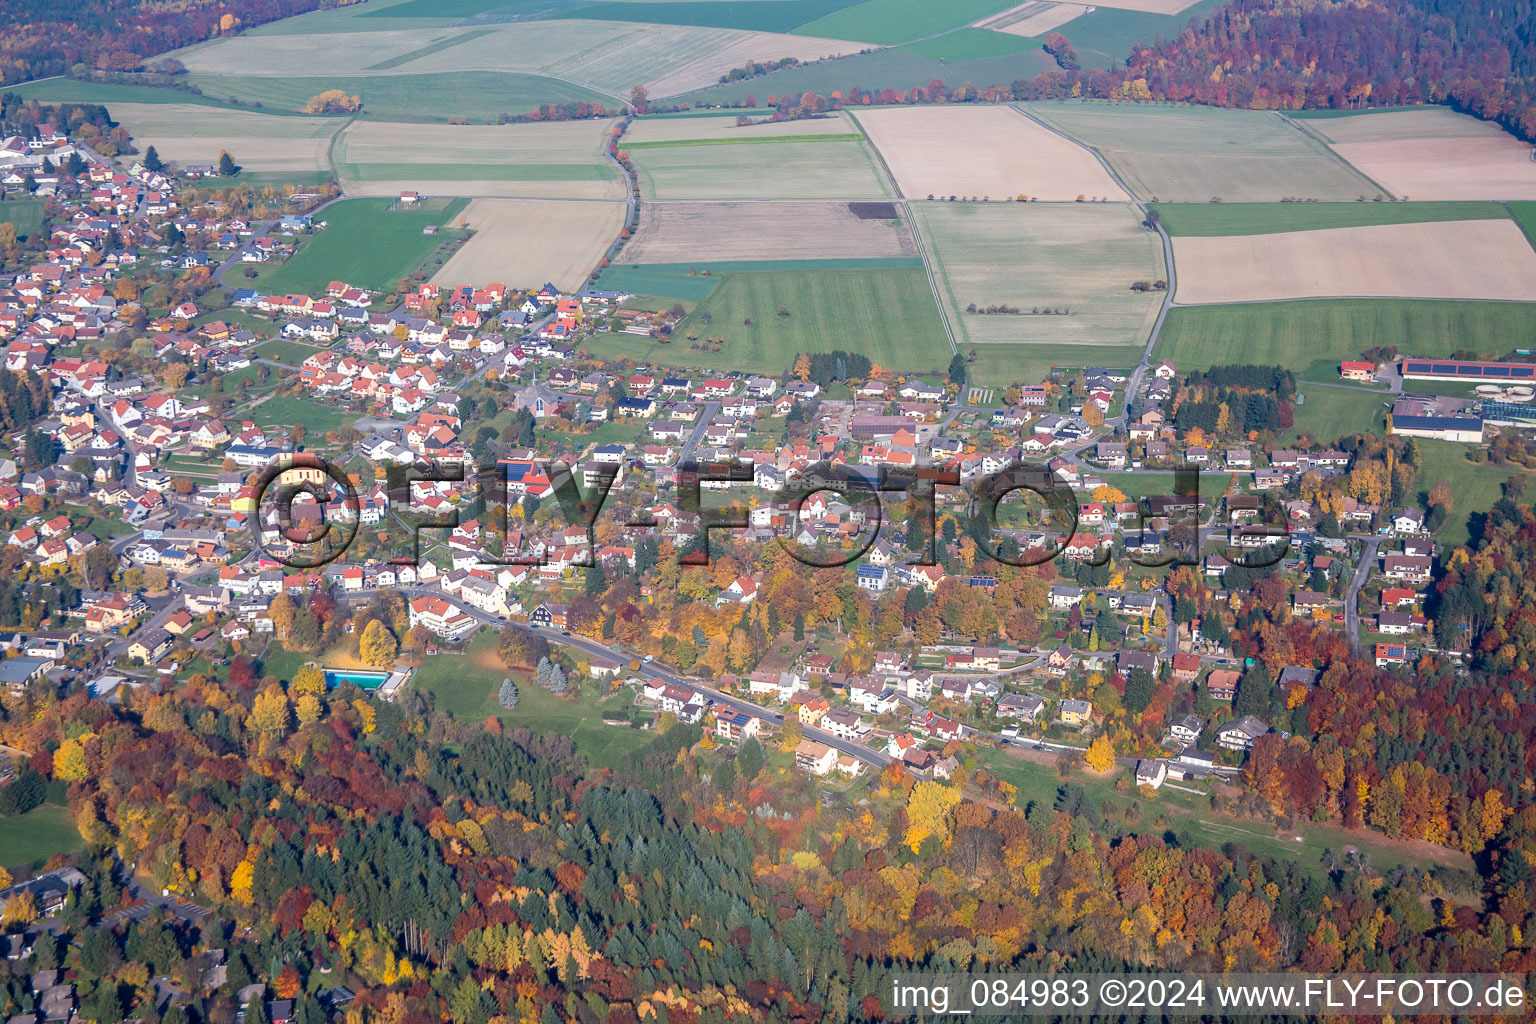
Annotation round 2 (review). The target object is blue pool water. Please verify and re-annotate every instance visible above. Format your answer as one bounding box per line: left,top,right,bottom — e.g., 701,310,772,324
324,669,389,691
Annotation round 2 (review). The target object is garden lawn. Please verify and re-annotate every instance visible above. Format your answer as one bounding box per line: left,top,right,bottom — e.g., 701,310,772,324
245,197,467,294
253,338,326,365
0,198,46,241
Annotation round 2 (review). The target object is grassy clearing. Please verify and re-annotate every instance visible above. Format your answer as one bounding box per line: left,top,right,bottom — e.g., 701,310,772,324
1026,102,1381,203
0,804,82,874
1154,299,1536,370
625,133,863,149
412,631,654,771
245,197,467,294
589,266,949,375
914,202,1163,371
795,0,1018,45
1416,440,1534,548
255,396,359,435
1152,201,1512,236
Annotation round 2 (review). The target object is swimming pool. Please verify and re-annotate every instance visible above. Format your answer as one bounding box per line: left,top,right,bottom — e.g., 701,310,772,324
324,669,389,691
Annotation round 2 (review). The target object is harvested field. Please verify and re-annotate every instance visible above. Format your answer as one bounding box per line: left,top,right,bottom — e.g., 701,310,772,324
913,202,1163,371
622,201,916,262
630,138,895,199
977,1,1091,36
624,111,860,145
105,102,339,174
1303,107,1536,200
1172,220,1536,304
1026,102,1380,202
431,198,625,291
855,105,1129,201
333,119,622,199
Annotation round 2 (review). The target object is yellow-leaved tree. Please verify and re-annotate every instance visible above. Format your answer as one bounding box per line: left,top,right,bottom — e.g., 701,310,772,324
1085,734,1116,772
904,780,963,852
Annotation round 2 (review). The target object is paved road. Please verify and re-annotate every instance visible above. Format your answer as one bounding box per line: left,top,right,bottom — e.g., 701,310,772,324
1344,535,1384,647
672,401,721,465
361,586,891,768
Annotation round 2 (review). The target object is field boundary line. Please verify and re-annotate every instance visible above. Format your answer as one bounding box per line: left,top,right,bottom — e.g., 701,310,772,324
326,115,359,188
1010,103,1176,383
1279,110,1398,199
848,109,959,356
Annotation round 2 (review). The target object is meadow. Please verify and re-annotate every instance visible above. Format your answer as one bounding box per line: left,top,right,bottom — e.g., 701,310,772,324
1151,201,1514,236
588,264,950,375
1025,102,1383,202
912,202,1164,372
965,343,1145,385
1153,299,1536,370
1416,440,1533,548
630,138,895,199
244,197,469,294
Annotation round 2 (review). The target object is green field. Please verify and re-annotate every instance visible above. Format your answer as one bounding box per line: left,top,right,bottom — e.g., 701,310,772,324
899,28,1038,61
1416,440,1535,548
1152,201,1513,236
1154,299,1536,370
589,265,950,375
411,631,654,771
0,198,46,241
1286,386,1390,444
179,71,609,120
380,0,867,33
1505,201,1536,250
795,0,1016,44
913,202,1162,379
631,138,895,199
0,804,82,873
245,197,467,294
256,396,360,435
1026,102,1383,203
